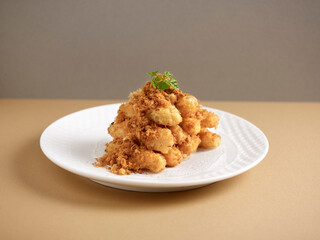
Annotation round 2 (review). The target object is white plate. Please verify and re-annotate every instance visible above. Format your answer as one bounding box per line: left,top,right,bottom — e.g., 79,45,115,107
40,103,269,192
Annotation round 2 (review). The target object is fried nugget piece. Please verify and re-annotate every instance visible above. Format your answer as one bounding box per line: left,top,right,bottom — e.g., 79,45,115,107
176,94,199,117
198,128,221,149
168,93,177,104
131,148,166,173
96,138,166,174
147,105,182,126
178,135,201,155
108,121,130,139
119,103,136,118
140,126,174,153
109,120,174,153
163,147,183,167
169,125,187,144
200,109,219,129
180,117,201,135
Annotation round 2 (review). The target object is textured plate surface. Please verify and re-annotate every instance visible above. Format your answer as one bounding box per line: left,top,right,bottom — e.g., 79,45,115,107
40,103,269,192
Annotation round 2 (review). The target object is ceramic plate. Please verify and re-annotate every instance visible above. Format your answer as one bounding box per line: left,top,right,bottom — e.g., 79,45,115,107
40,103,269,192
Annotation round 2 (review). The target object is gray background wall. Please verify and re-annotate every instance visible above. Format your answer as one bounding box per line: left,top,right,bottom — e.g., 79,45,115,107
1,0,319,101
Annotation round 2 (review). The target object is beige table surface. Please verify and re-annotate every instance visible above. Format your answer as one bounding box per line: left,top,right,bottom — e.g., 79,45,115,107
1,99,319,240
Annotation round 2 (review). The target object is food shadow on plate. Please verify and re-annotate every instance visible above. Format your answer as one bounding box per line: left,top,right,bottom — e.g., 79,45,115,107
12,136,246,211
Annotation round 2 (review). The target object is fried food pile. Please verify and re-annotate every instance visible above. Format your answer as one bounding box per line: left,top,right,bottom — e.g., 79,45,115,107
95,76,221,175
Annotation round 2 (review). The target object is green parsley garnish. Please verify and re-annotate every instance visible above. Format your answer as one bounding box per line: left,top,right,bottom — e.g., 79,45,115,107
147,70,179,90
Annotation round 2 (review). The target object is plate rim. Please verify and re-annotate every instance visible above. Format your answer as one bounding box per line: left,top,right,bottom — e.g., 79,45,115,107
40,103,269,188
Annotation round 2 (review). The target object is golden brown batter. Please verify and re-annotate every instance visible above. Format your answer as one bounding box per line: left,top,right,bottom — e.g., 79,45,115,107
95,73,221,174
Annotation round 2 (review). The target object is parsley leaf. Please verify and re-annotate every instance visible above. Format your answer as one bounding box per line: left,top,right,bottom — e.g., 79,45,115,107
147,70,159,77
146,70,179,90
163,71,173,78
